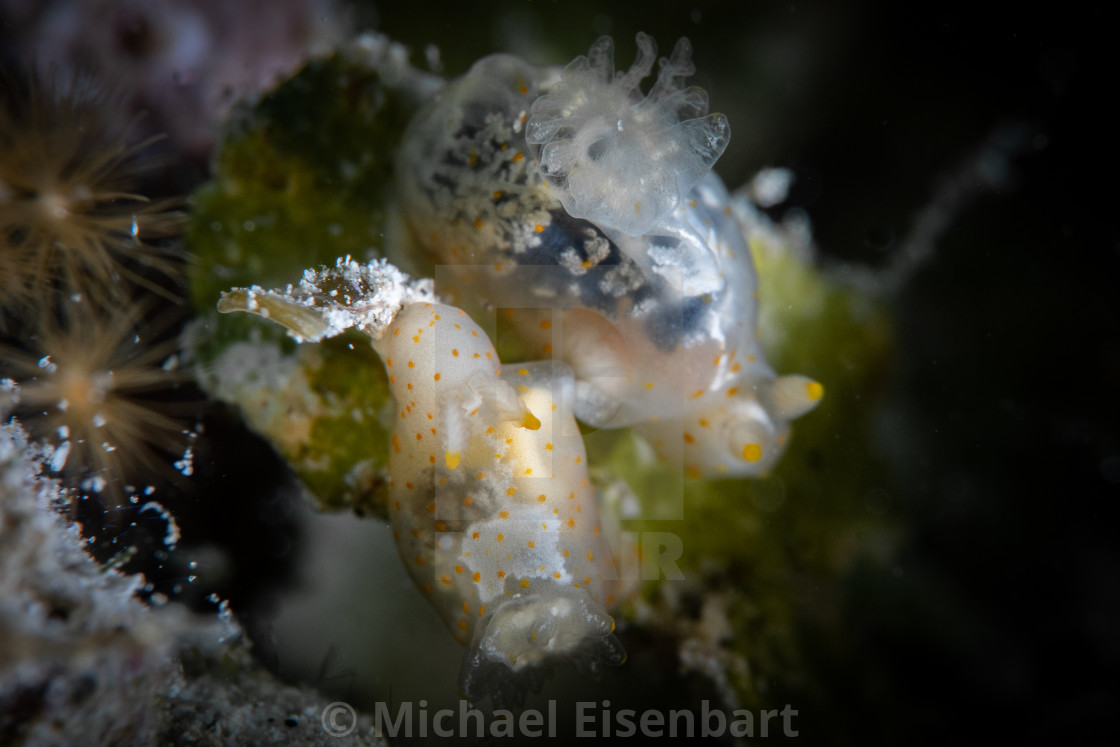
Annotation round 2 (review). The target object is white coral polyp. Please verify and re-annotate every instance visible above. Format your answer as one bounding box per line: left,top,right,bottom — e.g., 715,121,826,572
526,33,730,237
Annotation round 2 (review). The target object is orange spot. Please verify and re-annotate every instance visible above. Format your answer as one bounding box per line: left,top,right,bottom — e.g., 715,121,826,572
496,533,504,542
434,372,441,381
506,487,516,496
497,570,506,579
684,433,696,444
538,494,547,503
545,443,553,451
499,510,509,519
472,572,481,582
472,531,480,540
452,349,459,357
520,578,530,588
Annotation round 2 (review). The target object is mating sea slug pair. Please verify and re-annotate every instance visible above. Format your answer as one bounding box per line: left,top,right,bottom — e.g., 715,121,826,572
220,32,822,705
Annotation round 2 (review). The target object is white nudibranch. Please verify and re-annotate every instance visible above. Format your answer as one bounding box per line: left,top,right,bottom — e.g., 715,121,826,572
526,32,730,237
392,32,823,480
218,31,824,706
218,262,626,707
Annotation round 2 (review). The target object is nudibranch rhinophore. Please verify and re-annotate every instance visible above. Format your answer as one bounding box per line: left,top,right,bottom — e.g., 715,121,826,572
390,32,823,478
219,259,627,707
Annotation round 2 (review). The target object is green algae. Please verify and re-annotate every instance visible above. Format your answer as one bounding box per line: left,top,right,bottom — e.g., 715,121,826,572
185,44,427,511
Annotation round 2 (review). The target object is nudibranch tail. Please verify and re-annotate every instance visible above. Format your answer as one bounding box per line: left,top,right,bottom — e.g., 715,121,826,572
216,256,435,342
461,586,625,708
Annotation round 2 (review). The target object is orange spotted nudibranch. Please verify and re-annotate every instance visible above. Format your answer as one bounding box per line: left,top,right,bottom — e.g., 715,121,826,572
373,302,625,704
218,270,626,707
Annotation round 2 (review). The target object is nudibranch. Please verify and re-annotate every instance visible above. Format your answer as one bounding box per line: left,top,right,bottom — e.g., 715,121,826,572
390,33,823,478
218,258,627,706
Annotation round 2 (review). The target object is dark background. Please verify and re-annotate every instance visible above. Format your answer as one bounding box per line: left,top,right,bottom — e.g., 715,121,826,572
3,0,1115,743
370,2,1119,743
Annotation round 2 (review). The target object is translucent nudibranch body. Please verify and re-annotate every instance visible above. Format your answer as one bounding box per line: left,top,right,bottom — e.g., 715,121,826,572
392,34,822,478
371,303,625,702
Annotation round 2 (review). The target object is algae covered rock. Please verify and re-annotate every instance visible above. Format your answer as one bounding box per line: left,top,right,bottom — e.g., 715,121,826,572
186,34,440,511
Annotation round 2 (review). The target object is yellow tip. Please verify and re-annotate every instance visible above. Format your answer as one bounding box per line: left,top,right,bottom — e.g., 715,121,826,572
445,451,461,469
806,380,824,401
520,411,541,430
742,443,763,462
